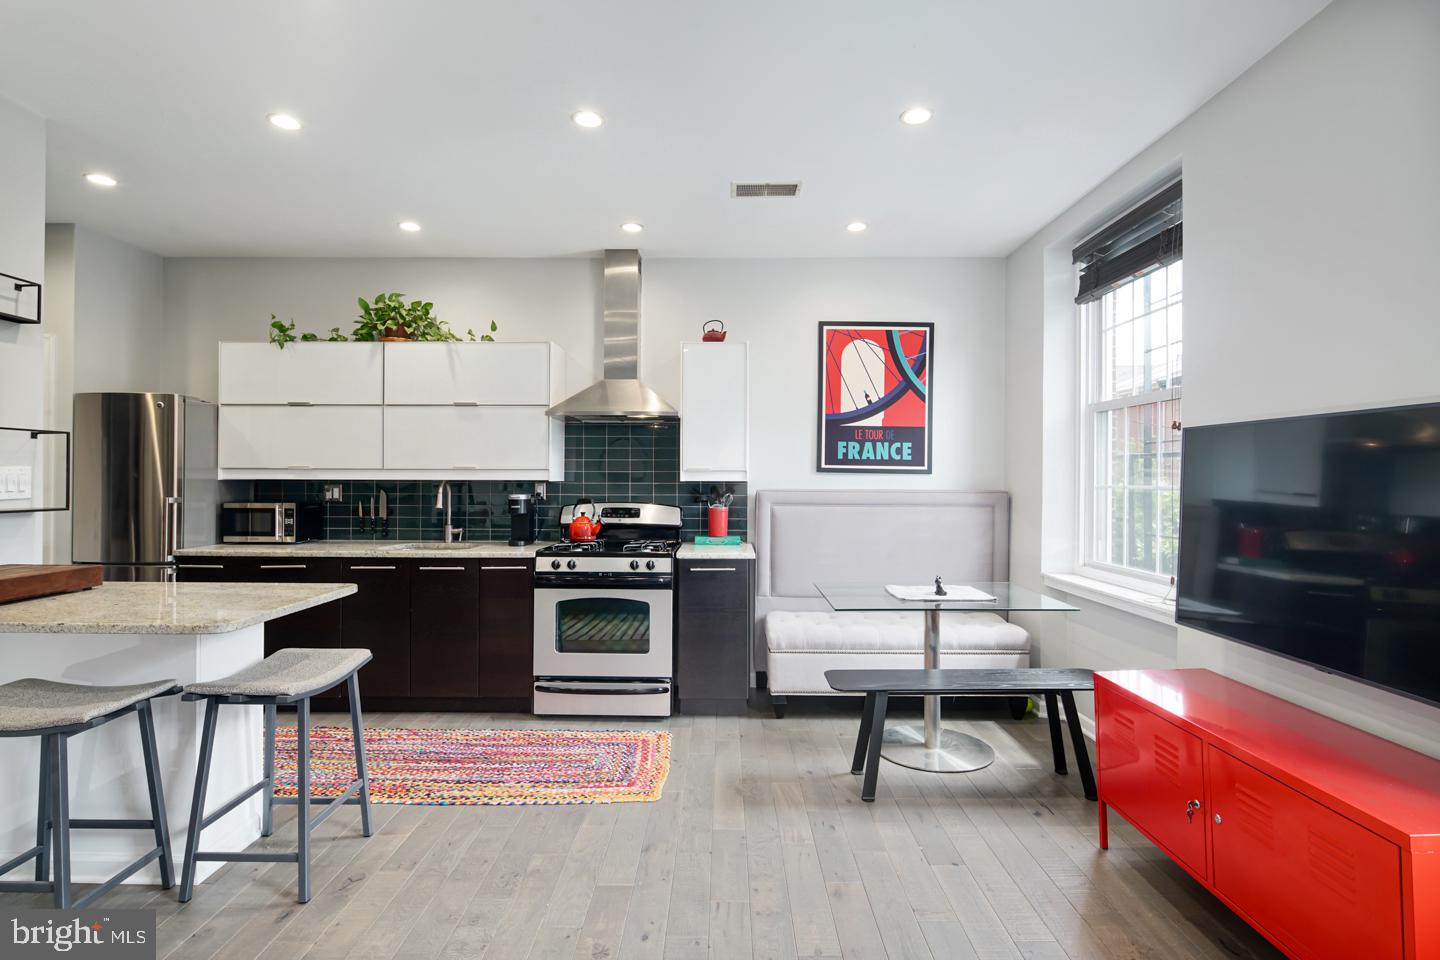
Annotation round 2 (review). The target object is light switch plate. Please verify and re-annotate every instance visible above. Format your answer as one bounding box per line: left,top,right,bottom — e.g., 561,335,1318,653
323,484,344,501
0,465,32,501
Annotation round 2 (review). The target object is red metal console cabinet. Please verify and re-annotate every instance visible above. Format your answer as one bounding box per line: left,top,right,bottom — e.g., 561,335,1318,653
1095,669,1440,960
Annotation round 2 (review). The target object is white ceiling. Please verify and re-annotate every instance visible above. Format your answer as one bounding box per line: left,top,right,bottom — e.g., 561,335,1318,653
2,0,1328,259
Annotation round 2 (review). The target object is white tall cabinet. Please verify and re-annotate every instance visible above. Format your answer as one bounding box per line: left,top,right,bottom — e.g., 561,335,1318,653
217,341,567,479
680,341,748,481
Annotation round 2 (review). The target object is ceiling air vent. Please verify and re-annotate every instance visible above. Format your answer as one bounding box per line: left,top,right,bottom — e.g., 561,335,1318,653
731,181,802,198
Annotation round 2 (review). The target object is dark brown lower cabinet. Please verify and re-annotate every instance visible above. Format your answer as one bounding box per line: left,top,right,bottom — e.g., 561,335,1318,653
478,560,535,703
677,559,753,714
179,551,535,711
409,560,481,698
338,560,411,698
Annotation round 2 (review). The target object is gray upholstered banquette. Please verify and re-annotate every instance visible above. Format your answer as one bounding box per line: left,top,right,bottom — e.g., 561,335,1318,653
753,489,1012,669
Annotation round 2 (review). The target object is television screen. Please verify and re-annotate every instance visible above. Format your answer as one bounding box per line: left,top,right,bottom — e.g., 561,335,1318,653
1177,402,1440,707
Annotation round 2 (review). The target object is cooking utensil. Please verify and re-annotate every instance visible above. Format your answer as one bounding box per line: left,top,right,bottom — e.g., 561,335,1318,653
568,498,603,542
702,319,727,342
378,488,389,535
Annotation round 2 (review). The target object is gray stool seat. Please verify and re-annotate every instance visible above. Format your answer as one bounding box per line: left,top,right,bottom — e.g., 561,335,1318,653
185,648,371,699
0,678,180,733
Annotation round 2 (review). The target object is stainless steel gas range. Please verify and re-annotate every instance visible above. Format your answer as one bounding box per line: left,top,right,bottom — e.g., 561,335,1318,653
532,502,681,717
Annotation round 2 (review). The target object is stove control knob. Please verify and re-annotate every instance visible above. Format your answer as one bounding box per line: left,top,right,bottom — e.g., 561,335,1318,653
567,559,577,570
630,559,641,570
646,560,656,571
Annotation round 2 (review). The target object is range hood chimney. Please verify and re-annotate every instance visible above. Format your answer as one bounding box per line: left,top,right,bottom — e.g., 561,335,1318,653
545,249,678,422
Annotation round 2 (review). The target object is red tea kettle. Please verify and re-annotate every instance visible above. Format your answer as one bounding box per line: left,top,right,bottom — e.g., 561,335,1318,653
568,499,603,542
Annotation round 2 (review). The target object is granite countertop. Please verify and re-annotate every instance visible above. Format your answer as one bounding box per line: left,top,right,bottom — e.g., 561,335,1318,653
176,540,552,560
0,581,357,635
677,542,755,560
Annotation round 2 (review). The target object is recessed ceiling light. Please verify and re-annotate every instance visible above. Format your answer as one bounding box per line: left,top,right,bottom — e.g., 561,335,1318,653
899,106,933,126
398,221,422,233
572,109,604,129
84,172,118,187
267,113,303,131
846,221,868,233
620,221,644,234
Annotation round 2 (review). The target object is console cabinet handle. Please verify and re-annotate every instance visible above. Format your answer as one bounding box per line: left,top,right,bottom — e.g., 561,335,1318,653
177,563,224,569
349,565,397,571
688,566,737,572
259,564,307,570
418,565,467,571
482,565,527,571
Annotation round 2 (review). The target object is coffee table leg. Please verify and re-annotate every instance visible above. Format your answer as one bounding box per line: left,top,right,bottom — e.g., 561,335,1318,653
862,692,889,802
1061,691,1098,801
1044,692,1068,775
852,692,877,775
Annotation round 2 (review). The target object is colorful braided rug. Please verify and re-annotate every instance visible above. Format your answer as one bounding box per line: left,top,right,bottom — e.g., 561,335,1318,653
270,726,671,805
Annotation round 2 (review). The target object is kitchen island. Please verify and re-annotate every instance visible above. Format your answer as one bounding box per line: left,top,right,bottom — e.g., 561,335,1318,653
0,580,355,886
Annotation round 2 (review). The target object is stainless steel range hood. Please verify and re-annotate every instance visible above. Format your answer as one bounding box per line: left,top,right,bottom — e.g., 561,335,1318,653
545,249,678,422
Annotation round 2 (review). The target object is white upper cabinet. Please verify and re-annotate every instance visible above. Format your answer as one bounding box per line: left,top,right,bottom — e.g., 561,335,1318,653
382,406,561,477
383,342,565,405
681,342,748,480
218,406,384,470
218,343,384,405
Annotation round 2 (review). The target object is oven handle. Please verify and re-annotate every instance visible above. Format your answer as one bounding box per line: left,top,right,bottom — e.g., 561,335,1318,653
534,575,673,589
534,683,672,696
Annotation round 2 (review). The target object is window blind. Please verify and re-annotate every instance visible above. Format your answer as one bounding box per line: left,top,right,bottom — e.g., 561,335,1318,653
1072,181,1182,305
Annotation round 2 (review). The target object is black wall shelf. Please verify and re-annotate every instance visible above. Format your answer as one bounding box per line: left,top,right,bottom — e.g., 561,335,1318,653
0,271,41,325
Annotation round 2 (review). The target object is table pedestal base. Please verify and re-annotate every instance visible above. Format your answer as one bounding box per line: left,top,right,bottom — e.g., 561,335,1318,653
881,724,995,772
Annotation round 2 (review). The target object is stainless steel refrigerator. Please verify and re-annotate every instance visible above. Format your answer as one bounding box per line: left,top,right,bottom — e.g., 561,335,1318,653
72,392,228,581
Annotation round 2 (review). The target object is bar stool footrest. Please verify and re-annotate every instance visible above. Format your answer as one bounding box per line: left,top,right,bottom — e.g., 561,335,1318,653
0,845,43,876
194,851,300,863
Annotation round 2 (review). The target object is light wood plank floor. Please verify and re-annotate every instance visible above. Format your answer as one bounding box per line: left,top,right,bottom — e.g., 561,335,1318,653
24,702,1285,960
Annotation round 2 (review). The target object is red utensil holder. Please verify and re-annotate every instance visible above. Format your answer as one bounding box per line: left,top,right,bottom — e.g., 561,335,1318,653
707,505,729,537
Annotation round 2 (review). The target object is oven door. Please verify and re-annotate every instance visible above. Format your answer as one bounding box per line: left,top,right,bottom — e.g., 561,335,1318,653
533,586,673,679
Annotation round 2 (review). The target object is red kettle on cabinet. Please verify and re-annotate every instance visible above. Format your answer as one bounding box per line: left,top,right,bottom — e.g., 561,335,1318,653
568,499,603,542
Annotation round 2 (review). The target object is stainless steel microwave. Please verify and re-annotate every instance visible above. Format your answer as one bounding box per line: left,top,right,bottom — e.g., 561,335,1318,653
221,502,325,543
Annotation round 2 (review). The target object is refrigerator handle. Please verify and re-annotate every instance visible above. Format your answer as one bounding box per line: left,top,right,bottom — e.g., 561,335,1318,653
165,496,180,560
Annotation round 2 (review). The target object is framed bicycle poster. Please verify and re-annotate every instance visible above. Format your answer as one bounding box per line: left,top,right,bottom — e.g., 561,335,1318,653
816,321,933,473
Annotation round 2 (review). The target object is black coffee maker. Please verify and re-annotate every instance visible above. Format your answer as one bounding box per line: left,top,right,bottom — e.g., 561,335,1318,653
508,492,541,546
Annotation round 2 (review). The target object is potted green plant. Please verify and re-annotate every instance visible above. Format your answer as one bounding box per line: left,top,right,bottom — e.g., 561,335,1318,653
268,316,348,348
352,293,497,343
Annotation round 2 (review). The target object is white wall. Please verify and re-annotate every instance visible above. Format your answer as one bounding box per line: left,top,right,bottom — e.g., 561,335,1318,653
1006,0,1440,753
161,256,1008,494
0,96,47,563
71,225,166,393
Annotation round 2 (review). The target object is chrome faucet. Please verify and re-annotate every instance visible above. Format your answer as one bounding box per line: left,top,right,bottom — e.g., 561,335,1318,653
436,481,464,542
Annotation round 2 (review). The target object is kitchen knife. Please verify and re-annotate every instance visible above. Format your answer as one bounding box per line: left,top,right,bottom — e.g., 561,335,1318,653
379,488,388,522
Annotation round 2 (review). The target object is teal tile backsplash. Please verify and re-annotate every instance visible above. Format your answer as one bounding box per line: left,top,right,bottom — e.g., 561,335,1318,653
253,422,746,541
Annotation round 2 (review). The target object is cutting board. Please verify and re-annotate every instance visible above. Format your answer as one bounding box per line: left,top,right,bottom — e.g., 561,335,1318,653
0,564,104,605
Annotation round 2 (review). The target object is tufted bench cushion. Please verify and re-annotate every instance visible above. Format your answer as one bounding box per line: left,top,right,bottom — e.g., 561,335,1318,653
763,610,1031,701
765,610,1029,654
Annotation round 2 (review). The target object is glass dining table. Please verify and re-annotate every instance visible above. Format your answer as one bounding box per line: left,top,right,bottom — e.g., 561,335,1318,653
814,581,1079,773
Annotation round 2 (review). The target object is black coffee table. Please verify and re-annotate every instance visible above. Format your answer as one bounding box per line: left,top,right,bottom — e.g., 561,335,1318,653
825,667,1096,802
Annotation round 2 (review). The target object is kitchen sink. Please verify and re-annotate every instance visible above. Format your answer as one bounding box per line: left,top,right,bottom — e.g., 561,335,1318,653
383,542,480,551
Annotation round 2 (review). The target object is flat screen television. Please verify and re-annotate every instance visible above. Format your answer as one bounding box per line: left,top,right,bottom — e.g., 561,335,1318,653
1177,401,1440,707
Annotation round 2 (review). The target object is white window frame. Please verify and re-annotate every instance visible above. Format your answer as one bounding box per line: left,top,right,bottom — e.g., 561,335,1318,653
1076,266,1182,594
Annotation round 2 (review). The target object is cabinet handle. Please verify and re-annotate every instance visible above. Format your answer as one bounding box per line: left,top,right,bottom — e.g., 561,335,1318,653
688,566,737,572
418,565,467,571
482,565,527,571
452,465,482,469
1214,813,1223,825
259,564,308,570
452,401,481,406
285,464,313,469
286,401,313,406
349,565,397,571
1186,799,1201,822
178,563,224,569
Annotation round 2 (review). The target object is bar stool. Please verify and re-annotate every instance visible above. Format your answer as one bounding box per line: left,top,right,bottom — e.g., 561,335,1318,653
178,647,374,904
0,678,180,908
